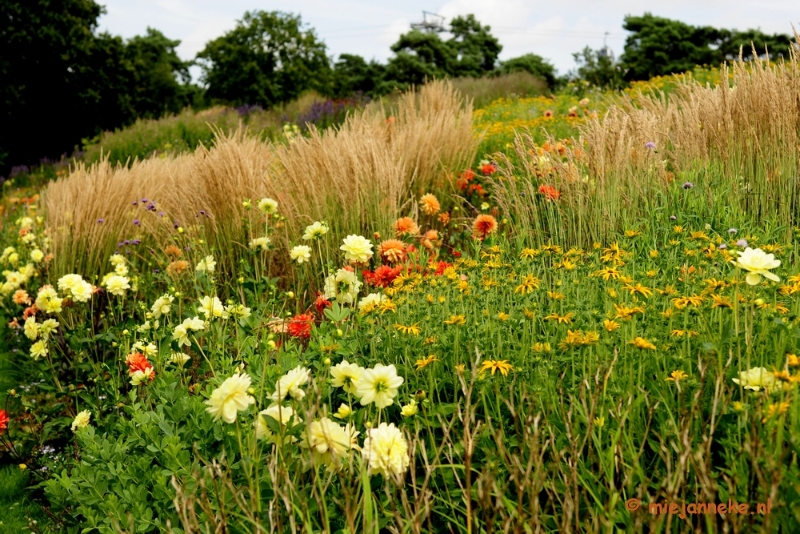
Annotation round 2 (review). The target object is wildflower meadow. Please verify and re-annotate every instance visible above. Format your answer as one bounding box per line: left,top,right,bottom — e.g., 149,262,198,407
2,41,800,533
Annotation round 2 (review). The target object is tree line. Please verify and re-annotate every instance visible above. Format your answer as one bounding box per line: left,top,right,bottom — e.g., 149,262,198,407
1,1,794,175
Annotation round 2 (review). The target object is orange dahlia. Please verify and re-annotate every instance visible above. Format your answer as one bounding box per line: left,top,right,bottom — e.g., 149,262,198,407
378,239,407,264
472,214,498,240
438,212,450,225
539,184,561,200
394,217,419,237
420,194,441,215
12,289,30,305
167,260,190,276
165,245,183,257
422,230,439,250
126,353,151,372
287,313,314,339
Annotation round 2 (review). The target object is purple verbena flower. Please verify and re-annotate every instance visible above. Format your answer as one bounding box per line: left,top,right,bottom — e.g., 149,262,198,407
97,218,105,224
736,239,748,247
133,219,140,226
682,182,694,190
645,141,656,149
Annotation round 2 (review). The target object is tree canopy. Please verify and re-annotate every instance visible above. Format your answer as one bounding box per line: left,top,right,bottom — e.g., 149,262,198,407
1,0,196,174
196,11,331,108
620,13,793,81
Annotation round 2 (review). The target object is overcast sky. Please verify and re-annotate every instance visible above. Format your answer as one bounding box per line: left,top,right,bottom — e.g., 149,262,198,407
98,0,799,80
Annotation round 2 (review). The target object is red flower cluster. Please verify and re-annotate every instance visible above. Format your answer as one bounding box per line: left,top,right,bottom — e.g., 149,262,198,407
456,169,475,191
287,313,314,339
126,353,155,382
479,162,497,176
539,184,561,200
0,409,9,435
314,293,332,314
432,261,453,275
363,265,402,287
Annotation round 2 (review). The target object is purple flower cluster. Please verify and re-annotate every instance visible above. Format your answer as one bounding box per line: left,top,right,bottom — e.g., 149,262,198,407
296,94,370,132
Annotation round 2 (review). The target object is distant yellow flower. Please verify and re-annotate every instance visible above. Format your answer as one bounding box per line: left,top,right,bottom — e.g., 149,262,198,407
593,267,621,281
593,416,605,428
497,312,510,321
559,330,600,349
544,312,574,324
415,355,438,370
763,401,790,422
394,323,421,335
444,315,466,326
710,294,733,308
624,230,641,237
673,225,683,233
514,274,540,294
520,248,538,259
547,291,565,300
480,360,513,376
454,364,466,374
624,283,653,298
532,342,551,353
603,319,620,332
613,304,645,320
649,250,659,258
665,370,688,382
629,337,656,350
787,354,800,367
672,295,704,309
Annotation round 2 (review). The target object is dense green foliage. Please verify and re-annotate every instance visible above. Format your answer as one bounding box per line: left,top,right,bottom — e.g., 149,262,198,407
0,0,196,175
620,13,793,81
196,11,331,108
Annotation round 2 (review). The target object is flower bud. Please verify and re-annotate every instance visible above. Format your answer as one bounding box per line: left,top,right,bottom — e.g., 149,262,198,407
336,328,343,337
323,358,331,365
286,291,295,299
267,340,276,349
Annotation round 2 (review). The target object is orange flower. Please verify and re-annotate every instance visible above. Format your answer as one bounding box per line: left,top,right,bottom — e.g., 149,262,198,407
479,162,496,175
12,290,30,305
166,260,190,276
438,212,451,225
287,313,314,339
125,353,153,375
420,194,440,216
472,214,498,240
422,230,439,250
23,305,38,319
165,245,183,258
314,293,332,313
378,239,407,264
0,409,8,434
543,109,554,118
394,217,419,237
539,184,561,200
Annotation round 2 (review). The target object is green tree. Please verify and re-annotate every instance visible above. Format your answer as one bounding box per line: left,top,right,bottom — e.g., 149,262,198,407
499,53,557,88
383,30,454,89
717,29,793,62
196,11,330,107
571,46,626,89
125,28,197,118
330,54,386,98
619,13,792,81
0,0,198,174
447,14,502,77
1,0,104,171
